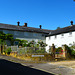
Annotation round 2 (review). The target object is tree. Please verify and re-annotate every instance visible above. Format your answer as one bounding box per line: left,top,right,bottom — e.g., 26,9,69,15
0,31,6,40
64,45,72,56
71,42,75,49
6,34,14,45
0,31,14,45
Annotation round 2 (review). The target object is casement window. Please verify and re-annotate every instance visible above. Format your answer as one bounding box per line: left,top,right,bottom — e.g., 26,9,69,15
49,36,50,40
69,32,72,35
24,32,29,36
47,37,49,41
33,33,36,36
33,33,38,36
14,31,22,35
55,35,57,39
61,33,64,38
61,33,64,36
3,30,9,34
14,31,18,35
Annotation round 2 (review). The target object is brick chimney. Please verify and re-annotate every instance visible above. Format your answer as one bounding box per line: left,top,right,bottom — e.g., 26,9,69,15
39,25,42,29
17,21,20,26
70,21,73,25
23,23,27,27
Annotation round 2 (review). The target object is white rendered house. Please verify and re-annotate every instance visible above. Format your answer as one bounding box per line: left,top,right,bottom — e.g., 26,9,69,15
46,21,75,52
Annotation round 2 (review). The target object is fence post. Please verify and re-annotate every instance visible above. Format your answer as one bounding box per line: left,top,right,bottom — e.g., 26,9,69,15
62,45,67,59
17,45,18,55
51,44,55,59
0,45,1,54
25,47,26,54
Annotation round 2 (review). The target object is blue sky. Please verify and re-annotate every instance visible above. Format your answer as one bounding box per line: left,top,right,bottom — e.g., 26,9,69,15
0,0,75,30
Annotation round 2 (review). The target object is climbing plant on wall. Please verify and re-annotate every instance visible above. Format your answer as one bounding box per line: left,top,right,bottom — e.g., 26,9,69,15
0,31,14,45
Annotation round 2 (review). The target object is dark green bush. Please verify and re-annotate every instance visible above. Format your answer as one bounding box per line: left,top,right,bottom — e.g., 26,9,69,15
71,50,75,57
64,45,75,58
64,45,72,55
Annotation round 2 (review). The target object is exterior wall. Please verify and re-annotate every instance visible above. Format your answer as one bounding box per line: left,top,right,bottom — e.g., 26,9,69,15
46,31,75,52
2,29,46,43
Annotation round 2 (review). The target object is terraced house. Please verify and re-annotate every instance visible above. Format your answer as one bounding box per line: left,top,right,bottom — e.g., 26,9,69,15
46,21,75,52
0,21,75,50
0,22,51,45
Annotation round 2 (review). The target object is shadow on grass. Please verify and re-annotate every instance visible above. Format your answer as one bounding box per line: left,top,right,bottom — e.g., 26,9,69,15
0,59,54,75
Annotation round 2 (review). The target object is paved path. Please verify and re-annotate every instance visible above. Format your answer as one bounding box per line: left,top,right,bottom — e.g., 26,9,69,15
0,54,75,75
27,63,75,75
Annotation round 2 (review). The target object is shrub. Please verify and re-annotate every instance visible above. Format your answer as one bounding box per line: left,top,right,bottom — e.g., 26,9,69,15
64,45,72,56
5,47,12,55
64,45,75,58
26,47,46,54
36,49,46,53
55,47,63,54
71,50,75,57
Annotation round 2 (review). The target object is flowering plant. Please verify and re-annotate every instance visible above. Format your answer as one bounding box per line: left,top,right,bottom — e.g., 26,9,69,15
55,47,63,54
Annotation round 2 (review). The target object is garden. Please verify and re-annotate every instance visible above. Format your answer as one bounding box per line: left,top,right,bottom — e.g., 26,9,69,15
0,31,75,61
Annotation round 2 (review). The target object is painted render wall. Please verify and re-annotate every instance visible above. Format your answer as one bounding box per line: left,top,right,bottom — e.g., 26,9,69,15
46,31,75,52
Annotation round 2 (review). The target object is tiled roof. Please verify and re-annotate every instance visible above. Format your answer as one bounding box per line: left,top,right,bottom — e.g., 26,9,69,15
0,23,52,34
49,25,75,36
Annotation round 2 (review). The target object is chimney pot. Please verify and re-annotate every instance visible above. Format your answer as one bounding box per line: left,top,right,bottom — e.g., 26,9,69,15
70,21,73,25
17,21,20,26
23,23,27,27
39,25,42,29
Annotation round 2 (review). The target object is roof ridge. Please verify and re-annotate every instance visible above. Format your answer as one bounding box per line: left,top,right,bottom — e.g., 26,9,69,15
0,23,51,34
48,25,75,36
0,23,52,31
54,25,75,31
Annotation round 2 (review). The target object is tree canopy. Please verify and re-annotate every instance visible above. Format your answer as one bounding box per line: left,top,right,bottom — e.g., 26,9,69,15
0,31,14,45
